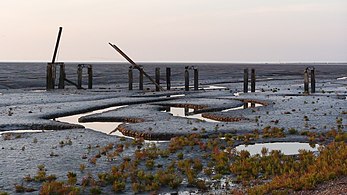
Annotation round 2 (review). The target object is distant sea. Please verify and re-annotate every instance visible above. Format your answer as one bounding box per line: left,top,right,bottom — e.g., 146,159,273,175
0,62,346,89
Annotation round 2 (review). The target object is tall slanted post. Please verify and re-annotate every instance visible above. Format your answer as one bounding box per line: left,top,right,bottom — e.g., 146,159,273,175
47,27,63,90
128,66,133,90
155,68,160,91
304,69,309,95
243,68,249,93
166,67,171,90
311,68,315,93
139,67,144,90
251,68,256,92
194,67,199,91
185,66,189,91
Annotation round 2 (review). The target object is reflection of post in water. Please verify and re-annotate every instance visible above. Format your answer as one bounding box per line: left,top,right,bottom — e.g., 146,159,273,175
184,107,189,115
243,102,249,109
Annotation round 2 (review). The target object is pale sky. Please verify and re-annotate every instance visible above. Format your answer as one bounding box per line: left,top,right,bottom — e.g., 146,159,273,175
0,0,346,62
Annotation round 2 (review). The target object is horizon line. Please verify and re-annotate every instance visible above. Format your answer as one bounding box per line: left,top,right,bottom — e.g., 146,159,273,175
0,60,346,64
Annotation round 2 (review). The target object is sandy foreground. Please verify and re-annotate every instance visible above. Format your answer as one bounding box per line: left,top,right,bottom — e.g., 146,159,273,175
0,72,346,194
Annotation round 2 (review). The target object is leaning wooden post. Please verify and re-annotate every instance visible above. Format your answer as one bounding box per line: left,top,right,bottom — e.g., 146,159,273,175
128,66,133,90
46,63,54,90
304,69,309,95
243,68,249,93
139,67,144,90
194,68,199,91
88,65,93,89
251,69,256,92
185,66,189,91
310,68,315,93
58,63,65,89
77,65,83,89
155,67,160,91
166,67,171,90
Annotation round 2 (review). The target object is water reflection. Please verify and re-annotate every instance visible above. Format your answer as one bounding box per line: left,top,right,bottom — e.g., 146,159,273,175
55,106,126,134
236,142,319,156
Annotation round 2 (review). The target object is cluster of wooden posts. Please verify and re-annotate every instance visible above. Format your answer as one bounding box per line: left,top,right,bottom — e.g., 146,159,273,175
47,63,315,96
46,63,93,90
128,66,199,91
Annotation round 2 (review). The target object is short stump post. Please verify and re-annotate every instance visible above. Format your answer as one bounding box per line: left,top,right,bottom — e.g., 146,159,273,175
185,66,189,91
310,68,315,93
243,68,249,93
58,63,65,89
155,67,160,91
251,68,256,92
166,67,171,90
139,67,144,90
194,68,199,91
304,69,309,95
128,66,133,90
87,65,93,89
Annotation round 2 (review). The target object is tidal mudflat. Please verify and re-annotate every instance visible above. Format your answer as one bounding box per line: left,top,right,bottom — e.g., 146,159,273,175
0,63,346,194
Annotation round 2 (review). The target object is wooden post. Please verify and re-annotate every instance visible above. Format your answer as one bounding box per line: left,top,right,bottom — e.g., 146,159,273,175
185,66,189,91
58,63,65,89
128,66,133,90
46,63,54,90
155,67,160,91
194,68,199,91
77,65,83,89
243,68,249,93
311,68,315,93
166,67,171,90
88,65,93,89
304,69,309,94
139,67,144,90
251,69,255,92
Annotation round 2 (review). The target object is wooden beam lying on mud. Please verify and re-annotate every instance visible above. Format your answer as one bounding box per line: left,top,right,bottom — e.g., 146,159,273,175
109,43,164,91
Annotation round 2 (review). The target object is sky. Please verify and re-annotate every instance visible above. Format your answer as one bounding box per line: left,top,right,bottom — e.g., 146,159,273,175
0,0,346,62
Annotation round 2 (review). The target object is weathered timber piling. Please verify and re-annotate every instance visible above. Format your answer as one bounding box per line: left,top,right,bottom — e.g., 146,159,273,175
46,63,55,90
128,66,133,90
77,65,83,89
58,63,65,89
166,67,171,90
139,67,144,90
194,68,199,91
311,68,315,93
304,69,309,94
155,67,160,91
243,68,249,93
185,66,189,91
251,68,256,92
87,65,93,89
